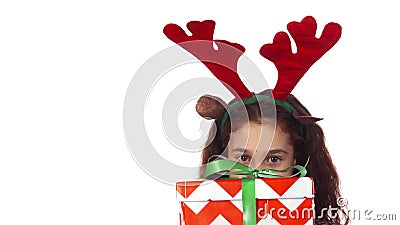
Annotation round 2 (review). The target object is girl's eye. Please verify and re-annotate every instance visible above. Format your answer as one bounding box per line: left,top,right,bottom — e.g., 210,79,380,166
267,156,281,163
238,154,251,162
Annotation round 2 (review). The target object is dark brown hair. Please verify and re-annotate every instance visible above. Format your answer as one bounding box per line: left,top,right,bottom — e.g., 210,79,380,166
199,90,349,225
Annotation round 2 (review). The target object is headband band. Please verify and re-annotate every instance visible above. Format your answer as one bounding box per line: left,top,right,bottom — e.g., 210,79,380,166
219,95,305,137
220,94,294,126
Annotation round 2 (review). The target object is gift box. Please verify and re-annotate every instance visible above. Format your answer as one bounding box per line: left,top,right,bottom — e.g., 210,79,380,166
176,177,315,225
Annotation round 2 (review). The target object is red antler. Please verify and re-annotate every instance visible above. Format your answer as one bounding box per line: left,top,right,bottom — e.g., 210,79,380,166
260,16,342,101
163,20,253,100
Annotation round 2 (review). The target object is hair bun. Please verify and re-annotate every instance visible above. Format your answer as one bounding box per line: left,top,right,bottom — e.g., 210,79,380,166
196,95,227,120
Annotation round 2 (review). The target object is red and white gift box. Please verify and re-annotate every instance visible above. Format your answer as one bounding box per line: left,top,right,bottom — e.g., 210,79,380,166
176,177,315,225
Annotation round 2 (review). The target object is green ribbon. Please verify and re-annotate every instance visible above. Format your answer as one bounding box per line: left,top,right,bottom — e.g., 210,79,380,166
242,178,256,225
203,156,308,225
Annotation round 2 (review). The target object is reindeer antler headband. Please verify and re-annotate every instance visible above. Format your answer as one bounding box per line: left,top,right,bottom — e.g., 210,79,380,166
163,16,341,127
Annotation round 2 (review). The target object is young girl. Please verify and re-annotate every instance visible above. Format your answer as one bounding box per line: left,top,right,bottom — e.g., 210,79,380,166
196,91,349,224
164,16,348,224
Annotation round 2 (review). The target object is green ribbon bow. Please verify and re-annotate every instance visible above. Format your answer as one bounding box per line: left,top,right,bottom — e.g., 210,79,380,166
203,156,309,225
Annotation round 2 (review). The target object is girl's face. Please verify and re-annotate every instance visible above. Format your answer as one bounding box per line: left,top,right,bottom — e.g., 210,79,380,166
227,122,295,176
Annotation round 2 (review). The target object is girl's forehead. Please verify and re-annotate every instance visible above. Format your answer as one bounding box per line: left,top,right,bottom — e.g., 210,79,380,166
227,122,292,152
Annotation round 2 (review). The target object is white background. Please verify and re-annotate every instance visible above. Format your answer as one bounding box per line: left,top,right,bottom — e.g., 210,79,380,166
1,0,400,224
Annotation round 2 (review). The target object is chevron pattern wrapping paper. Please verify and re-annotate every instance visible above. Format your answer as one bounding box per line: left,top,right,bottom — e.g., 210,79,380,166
176,177,315,225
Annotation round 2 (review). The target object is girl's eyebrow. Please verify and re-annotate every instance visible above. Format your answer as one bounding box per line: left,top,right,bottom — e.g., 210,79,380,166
268,149,288,155
231,148,288,155
230,148,247,153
